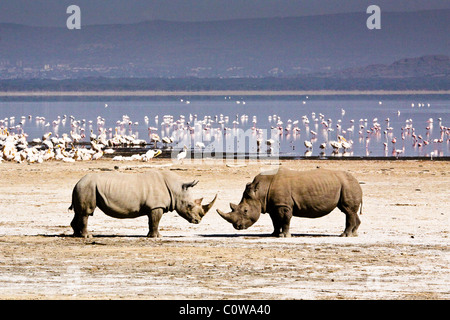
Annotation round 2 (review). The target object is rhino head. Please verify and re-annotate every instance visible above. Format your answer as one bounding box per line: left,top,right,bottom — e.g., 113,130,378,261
217,181,262,230
176,180,217,224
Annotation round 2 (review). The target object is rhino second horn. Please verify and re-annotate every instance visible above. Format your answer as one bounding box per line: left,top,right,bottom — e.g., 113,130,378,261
201,194,218,217
216,208,235,223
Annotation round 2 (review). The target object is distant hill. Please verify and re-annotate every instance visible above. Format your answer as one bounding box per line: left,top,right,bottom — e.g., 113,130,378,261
333,55,450,78
0,9,449,79
1,67,449,93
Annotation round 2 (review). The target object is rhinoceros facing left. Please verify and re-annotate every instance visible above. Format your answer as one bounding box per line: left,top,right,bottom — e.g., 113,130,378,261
69,171,217,238
217,168,362,237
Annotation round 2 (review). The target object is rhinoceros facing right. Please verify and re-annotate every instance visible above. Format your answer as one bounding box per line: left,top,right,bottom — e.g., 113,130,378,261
69,171,217,238
217,168,363,237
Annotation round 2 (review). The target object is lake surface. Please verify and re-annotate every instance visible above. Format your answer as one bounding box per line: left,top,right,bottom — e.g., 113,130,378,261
1,96,449,158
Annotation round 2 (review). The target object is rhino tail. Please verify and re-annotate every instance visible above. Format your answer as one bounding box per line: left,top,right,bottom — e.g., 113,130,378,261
359,199,363,215
68,204,73,212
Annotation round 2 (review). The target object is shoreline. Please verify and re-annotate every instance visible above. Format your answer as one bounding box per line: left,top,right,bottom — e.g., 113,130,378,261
8,142,450,161
0,89,450,97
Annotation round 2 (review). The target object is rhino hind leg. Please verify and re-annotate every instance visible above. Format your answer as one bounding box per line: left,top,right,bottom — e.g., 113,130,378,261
338,203,361,237
338,174,363,237
147,208,164,238
70,184,96,238
70,209,91,238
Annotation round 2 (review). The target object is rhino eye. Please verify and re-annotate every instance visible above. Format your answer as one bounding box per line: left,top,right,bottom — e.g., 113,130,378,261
243,208,248,215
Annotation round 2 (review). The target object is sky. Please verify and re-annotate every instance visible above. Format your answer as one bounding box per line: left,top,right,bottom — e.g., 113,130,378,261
0,0,449,26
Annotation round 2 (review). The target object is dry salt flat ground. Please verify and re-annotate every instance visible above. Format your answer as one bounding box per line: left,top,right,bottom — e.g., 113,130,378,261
0,159,448,299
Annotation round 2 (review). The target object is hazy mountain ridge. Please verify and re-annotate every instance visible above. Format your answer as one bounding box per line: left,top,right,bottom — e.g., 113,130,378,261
0,9,448,79
331,55,450,78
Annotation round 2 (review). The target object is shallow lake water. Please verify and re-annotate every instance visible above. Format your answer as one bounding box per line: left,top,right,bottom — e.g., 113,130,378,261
0,96,448,158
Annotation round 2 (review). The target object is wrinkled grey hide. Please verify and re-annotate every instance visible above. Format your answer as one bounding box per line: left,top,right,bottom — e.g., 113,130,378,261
70,171,216,238
217,168,362,237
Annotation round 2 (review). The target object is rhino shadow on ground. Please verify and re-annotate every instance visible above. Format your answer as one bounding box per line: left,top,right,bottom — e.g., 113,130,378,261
200,233,337,238
41,233,338,239
40,233,186,238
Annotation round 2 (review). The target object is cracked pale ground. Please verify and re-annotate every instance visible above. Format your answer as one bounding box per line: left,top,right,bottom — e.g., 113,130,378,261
0,159,448,299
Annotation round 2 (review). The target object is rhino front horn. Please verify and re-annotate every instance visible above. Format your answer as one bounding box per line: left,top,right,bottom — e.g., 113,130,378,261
216,208,235,224
201,194,218,217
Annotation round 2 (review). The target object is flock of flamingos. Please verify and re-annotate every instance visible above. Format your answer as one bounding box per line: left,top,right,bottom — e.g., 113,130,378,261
1,101,449,163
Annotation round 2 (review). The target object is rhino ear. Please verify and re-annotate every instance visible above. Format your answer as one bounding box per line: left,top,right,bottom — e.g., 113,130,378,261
182,180,199,190
245,181,259,196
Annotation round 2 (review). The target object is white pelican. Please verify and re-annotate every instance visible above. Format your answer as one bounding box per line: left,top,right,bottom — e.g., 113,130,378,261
304,140,313,149
42,132,52,141
42,149,55,161
195,141,205,149
142,149,162,161
341,140,352,151
330,140,342,150
92,151,104,160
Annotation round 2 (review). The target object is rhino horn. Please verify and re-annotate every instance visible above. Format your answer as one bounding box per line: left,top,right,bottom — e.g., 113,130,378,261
201,194,218,217
216,208,236,224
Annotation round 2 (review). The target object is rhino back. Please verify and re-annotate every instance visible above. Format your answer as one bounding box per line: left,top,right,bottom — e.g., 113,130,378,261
77,172,171,218
268,168,343,216
333,170,363,208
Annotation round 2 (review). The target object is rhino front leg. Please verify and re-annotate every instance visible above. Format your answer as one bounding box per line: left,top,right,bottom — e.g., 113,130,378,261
270,206,292,238
147,208,163,238
269,211,283,237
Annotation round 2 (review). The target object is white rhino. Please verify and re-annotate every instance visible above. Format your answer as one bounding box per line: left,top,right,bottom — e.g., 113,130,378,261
69,171,217,238
217,168,362,237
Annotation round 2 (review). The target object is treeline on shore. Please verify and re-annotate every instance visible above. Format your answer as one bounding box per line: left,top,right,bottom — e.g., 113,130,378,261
0,76,448,92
